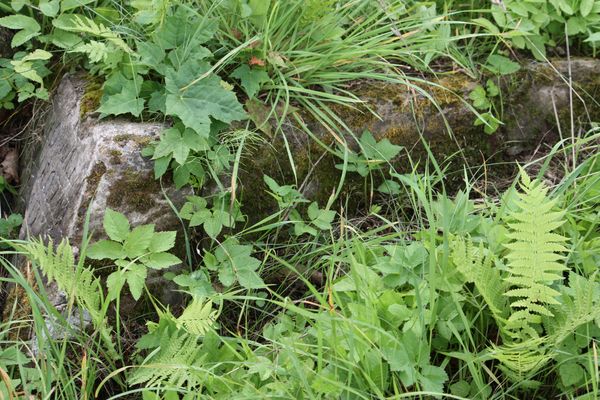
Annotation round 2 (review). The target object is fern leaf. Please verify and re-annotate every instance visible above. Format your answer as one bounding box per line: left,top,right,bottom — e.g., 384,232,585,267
20,239,116,357
129,330,205,388
503,173,568,339
451,237,508,321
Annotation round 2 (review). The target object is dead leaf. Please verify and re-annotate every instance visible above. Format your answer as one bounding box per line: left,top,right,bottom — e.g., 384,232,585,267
249,56,266,67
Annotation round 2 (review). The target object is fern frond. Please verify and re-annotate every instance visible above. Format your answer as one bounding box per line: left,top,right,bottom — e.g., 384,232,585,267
545,272,600,345
176,297,218,336
451,237,508,322
491,337,551,382
20,239,116,357
503,173,568,339
129,330,205,388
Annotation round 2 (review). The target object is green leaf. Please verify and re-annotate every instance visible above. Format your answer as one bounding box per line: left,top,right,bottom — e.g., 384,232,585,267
124,224,155,258
485,54,520,75
165,62,246,137
0,15,41,47
87,239,125,260
581,0,594,17
419,365,448,394
559,362,584,387
469,85,490,110
584,32,600,42
237,269,265,289
148,231,176,253
307,202,335,230
230,65,270,98
142,252,181,269
203,216,223,238
39,0,59,16
104,208,130,242
125,263,147,300
154,127,209,164
106,270,126,299
98,75,145,117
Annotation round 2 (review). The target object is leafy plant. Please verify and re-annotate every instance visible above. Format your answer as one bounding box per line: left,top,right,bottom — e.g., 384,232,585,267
87,208,181,301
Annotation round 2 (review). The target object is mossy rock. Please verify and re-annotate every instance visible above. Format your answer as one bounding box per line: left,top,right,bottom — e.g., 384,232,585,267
237,58,600,223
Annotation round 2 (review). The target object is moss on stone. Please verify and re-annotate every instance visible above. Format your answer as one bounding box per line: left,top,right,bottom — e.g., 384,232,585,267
80,80,103,118
109,149,122,165
106,170,160,213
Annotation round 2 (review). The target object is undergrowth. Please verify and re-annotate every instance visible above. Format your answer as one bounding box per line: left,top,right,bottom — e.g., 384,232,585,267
0,0,599,399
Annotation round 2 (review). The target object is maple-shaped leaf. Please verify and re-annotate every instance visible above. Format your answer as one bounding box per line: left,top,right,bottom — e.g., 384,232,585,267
153,126,210,164
98,72,145,117
230,65,270,98
165,62,246,137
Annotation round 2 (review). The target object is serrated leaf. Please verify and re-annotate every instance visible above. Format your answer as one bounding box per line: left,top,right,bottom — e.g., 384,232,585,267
203,216,223,238
237,269,265,289
104,208,130,242
125,263,147,300
87,239,125,260
106,270,126,298
98,75,145,117
230,65,270,98
419,365,448,394
165,62,246,137
149,231,176,252
142,252,181,269
124,224,155,258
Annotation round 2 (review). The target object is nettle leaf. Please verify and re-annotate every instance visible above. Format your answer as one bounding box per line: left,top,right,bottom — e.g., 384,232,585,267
124,263,147,300
152,7,217,50
104,208,130,242
0,15,41,47
165,61,246,137
230,65,270,98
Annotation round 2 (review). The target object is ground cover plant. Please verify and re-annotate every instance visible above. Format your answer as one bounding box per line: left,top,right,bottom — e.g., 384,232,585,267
0,0,599,399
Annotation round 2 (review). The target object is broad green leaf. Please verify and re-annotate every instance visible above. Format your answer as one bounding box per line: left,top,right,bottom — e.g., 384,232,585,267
87,239,125,260
106,270,126,298
104,208,130,242
0,15,41,47
98,75,145,117
419,365,448,394
165,62,246,137
485,54,520,75
39,0,60,16
203,216,223,238
559,362,585,386
125,263,147,300
142,252,181,269
237,269,265,289
230,65,270,98
124,224,155,258
581,0,594,17
469,85,490,110
148,231,176,252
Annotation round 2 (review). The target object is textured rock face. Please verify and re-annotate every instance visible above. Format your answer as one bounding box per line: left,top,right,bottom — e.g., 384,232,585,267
238,58,600,220
17,74,187,312
19,75,185,243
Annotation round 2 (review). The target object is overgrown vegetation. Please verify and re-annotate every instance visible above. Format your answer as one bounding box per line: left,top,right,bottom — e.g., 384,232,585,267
0,0,599,399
